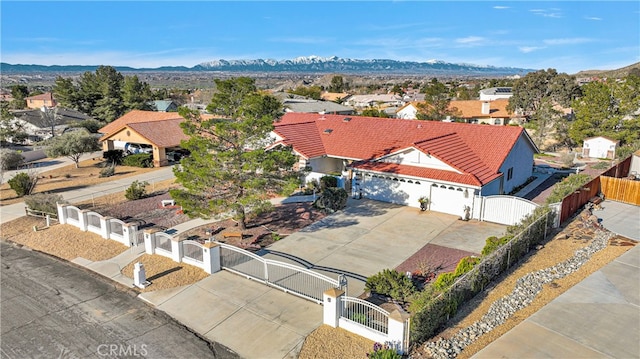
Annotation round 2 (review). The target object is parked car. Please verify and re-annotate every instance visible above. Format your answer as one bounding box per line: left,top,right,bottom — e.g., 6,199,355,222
124,143,152,155
166,148,190,162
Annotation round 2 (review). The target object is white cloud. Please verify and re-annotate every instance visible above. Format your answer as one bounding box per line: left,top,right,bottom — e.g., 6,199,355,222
543,38,592,45
529,8,563,18
519,46,546,53
456,36,485,44
493,6,509,9
585,16,602,21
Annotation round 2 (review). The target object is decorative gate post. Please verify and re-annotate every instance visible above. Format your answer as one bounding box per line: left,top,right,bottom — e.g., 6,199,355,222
323,288,344,328
57,203,68,224
388,309,411,355
202,242,221,274
144,228,160,254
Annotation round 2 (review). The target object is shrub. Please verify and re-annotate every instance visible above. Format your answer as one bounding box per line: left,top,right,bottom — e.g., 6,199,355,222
103,149,124,165
24,193,65,215
545,173,591,204
99,164,116,178
122,153,153,168
313,187,348,213
0,149,24,170
481,235,512,256
8,172,38,197
365,269,416,302
367,343,402,359
319,175,338,190
125,180,148,200
453,256,480,277
431,272,457,291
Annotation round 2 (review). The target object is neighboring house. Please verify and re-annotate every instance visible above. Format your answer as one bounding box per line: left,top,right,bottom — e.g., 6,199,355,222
396,99,523,125
582,136,619,160
342,94,404,109
98,110,213,167
9,107,94,143
282,98,355,115
270,113,538,216
449,99,523,125
25,92,57,109
149,100,179,112
396,102,420,120
479,87,513,101
272,92,355,115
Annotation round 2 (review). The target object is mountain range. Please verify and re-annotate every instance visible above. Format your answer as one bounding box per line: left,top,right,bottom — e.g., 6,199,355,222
0,56,536,77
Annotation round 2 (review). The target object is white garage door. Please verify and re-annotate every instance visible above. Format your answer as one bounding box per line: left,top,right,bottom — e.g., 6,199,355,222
430,184,466,216
360,174,425,207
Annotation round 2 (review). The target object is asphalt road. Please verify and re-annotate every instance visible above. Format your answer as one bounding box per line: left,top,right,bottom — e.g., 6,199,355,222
0,242,239,359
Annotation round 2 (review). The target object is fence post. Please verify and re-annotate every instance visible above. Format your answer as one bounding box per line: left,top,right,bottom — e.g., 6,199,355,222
144,228,159,254
99,216,111,239
202,242,221,274
79,209,90,232
323,288,344,328
388,309,411,355
171,236,185,263
57,203,68,224
123,223,138,247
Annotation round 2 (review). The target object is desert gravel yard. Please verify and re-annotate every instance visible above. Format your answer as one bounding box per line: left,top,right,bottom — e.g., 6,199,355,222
0,216,128,261
121,254,209,293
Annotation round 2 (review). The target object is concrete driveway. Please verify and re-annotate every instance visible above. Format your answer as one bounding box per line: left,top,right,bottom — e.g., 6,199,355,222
263,198,507,296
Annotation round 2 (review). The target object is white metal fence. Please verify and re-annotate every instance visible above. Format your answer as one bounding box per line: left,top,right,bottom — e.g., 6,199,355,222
218,242,340,304
472,195,540,226
340,296,389,335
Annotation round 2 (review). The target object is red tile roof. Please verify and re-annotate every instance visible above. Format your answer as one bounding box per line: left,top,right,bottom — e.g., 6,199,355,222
274,112,531,185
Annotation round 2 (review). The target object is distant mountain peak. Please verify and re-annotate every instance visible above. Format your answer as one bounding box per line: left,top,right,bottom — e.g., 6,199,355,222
1,56,538,77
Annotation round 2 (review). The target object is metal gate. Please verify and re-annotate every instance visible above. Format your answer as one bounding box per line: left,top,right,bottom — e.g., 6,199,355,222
218,243,343,304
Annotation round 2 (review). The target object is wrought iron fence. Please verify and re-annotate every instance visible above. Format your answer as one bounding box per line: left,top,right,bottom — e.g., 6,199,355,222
341,296,389,335
155,233,172,253
183,241,204,262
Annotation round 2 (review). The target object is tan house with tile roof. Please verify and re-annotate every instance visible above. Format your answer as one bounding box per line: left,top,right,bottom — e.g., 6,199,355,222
99,110,213,167
396,99,525,125
25,92,57,109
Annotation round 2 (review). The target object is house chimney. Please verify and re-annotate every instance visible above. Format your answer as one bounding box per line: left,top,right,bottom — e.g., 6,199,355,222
481,101,490,115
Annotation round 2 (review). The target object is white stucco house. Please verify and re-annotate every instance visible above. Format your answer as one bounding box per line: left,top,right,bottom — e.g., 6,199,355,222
479,87,513,101
270,113,538,216
582,136,618,160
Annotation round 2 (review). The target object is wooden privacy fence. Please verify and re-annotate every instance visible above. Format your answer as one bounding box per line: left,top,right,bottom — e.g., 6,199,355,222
600,176,640,205
558,156,632,225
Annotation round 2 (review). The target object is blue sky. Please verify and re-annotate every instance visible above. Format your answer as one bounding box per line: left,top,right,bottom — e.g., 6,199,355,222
1,1,638,74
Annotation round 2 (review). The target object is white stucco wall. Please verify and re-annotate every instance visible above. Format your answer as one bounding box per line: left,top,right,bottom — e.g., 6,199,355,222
498,133,536,194
382,148,459,172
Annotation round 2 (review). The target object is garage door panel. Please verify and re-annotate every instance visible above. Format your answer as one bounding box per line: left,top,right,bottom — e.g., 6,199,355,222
362,176,425,207
430,186,465,216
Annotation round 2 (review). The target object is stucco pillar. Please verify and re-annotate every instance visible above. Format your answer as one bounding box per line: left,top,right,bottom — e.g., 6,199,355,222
99,216,111,239
143,228,160,255
323,288,344,328
388,309,411,355
78,209,90,232
122,222,136,247
202,242,221,274
57,203,67,225
171,236,185,263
